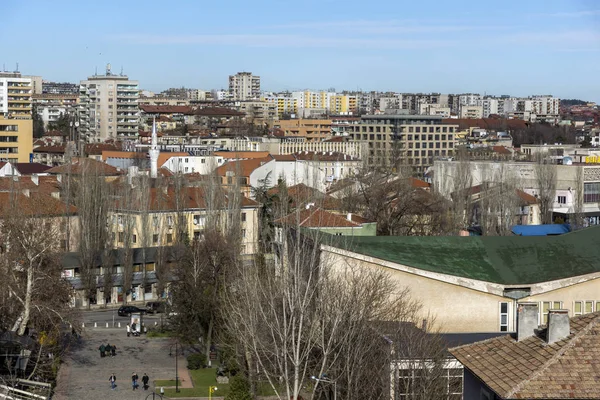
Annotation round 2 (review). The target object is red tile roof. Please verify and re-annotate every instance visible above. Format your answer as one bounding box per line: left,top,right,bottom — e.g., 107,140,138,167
0,192,76,217
409,177,430,188
85,143,121,156
33,145,67,154
194,107,244,117
13,163,52,175
46,158,122,176
216,157,273,178
214,151,271,160
517,189,538,205
272,154,296,162
451,312,600,399
139,105,194,114
268,183,341,210
492,145,512,155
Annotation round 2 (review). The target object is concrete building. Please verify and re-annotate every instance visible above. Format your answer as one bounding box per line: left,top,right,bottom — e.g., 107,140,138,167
276,119,332,141
291,91,357,115
0,118,33,163
263,94,298,117
434,158,600,225
347,114,458,170
0,72,33,119
22,75,42,95
460,105,484,119
322,225,600,333
79,64,139,142
42,81,79,95
229,72,260,100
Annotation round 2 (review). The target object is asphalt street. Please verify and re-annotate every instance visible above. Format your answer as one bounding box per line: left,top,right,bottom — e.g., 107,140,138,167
81,308,167,328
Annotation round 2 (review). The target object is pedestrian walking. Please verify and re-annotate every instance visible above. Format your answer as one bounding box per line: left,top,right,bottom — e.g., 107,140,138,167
142,373,149,390
132,372,139,390
99,344,105,358
105,343,112,357
126,324,130,337
111,344,117,357
109,373,116,390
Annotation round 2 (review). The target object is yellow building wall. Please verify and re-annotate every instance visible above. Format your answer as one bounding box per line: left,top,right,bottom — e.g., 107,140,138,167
324,251,511,333
524,277,600,325
0,117,33,163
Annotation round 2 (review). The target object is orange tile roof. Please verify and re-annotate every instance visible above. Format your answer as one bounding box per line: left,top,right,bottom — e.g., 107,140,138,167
268,183,341,210
517,189,538,205
451,312,600,399
409,177,430,188
158,152,190,167
0,192,76,217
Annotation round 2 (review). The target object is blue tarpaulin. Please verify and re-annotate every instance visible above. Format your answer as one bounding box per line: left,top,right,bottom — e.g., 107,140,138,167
511,224,571,236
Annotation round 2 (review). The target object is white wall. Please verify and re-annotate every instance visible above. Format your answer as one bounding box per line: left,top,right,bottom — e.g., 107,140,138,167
274,160,325,191
162,155,224,175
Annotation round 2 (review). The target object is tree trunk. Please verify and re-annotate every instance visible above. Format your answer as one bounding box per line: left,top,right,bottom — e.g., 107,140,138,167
18,262,34,335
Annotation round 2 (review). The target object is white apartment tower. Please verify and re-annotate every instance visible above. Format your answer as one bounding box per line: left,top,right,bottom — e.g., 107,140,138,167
79,64,139,142
229,72,260,100
0,72,33,119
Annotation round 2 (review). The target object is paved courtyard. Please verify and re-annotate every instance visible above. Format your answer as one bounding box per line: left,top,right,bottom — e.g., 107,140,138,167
54,327,192,400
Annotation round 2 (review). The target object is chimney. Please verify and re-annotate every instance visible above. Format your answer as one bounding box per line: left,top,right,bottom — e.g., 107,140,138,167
22,188,30,197
517,302,539,341
347,213,352,221
31,175,39,186
547,309,570,344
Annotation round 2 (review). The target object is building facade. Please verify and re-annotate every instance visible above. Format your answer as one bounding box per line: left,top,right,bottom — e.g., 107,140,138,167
0,72,33,119
229,72,260,101
347,114,457,170
79,65,139,142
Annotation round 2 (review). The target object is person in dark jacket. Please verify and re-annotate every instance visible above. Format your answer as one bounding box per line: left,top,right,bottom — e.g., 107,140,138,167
109,373,116,390
142,373,149,390
105,343,112,357
99,344,106,358
111,344,117,357
132,372,139,390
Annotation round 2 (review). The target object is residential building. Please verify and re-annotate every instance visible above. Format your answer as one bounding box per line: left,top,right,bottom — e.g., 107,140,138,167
215,156,275,197
293,151,361,186
434,159,600,225
33,144,68,166
276,119,332,141
321,225,600,333
347,113,458,170
78,64,139,142
0,72,33,119
0,117,33,163
22,75,42,94
278,137,364,160
460,105,484,119
291,91,357,115
263,94,297,117
236,100,277,126
229,72,260,100
161,154,225,175
451,307,600,400
138,97,189,107
42,81,79,95
276,206,376,236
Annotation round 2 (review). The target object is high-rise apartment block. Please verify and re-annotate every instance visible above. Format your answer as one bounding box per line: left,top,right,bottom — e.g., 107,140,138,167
0,72,33,162
229,72,260,100
79,65,139,142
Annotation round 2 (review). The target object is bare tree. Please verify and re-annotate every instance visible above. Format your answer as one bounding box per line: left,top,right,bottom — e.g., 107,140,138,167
572,167,585,230
534,154,557,224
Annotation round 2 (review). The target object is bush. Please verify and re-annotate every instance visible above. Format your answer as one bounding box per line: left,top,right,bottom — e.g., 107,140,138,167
187,353,207,370
225,375,252,400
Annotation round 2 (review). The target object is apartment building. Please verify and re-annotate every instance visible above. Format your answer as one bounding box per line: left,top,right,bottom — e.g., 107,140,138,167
460,105,484,119
79,65,139,142
0,117,33,163
0,72,33,119
347,114,457,169
263,94,298,117
291,91,357,115
33,93,79,128
229,72,260,100
42,81,79,95
0,72,34,163
236,100,277,125
276,119,332,141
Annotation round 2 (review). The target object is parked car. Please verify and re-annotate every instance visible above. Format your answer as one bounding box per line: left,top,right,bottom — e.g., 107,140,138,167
117,306,146,317
145,301,167,314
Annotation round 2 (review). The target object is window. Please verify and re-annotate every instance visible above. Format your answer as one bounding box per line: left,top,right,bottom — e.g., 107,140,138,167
132,234,137,244
241,212,246,222
541,301,562,324
499,302,509,331
152,216,159,227
118,232,124,243
241,229,246,238
585,301,594,314
574,301,583,316
166,233,173,243
167,216,174,226
584,183,600,203
153,234,159,244
193,215,205,225
557,195,567,204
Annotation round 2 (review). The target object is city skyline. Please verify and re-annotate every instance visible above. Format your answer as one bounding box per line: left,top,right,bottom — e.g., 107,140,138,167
2,0,600,101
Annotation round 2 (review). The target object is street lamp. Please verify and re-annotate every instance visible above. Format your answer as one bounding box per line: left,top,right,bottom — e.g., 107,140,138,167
208,385,218,400
145,393,164,400
169,343,184,393
311,375,337,400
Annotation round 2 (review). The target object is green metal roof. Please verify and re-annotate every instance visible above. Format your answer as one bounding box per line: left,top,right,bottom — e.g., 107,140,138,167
326,226,600,285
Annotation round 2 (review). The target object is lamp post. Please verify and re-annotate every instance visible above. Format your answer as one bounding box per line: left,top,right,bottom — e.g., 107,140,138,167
311,375,337,400
208,385,218,400
145,393,164,400
169,343,183,393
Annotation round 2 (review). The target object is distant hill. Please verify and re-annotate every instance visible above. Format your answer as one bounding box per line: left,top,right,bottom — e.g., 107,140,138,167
561,99,589,107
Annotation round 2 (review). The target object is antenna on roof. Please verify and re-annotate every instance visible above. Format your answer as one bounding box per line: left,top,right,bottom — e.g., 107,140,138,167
15,62,19,73
95,66,98,75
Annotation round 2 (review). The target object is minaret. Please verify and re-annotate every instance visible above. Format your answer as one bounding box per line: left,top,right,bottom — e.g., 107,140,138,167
149,117,159,178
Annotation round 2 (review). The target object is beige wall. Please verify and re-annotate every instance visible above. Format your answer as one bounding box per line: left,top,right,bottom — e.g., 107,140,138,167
0,117,33,163
109,206,259,255
323,250,512,333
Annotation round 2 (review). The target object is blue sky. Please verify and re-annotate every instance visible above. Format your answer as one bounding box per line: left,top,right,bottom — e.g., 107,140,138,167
2,0,600,101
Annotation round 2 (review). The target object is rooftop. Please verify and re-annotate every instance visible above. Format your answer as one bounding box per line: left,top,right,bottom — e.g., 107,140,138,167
451,312,600,399
326,226,600,285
